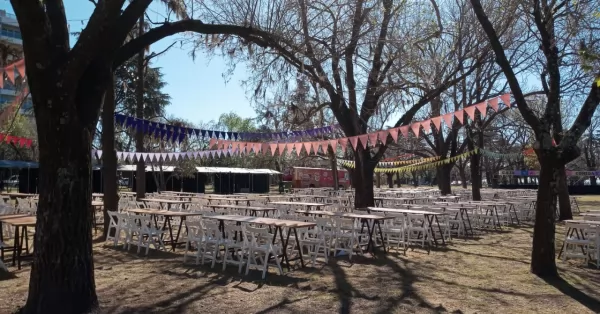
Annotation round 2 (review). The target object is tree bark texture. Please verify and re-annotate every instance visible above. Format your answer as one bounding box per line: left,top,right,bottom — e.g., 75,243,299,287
467,132,482,201
386,173,393,188
352,149,375,209
436,164,452,195
102,75,118,239
557,166,572,221
530,154,559,277
135,16,146,199
24,76,107,313
328,146,339,190
459,165,467,189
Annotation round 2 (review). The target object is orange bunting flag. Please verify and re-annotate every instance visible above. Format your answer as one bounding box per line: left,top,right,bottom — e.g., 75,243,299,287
500,93,511,107
465,106,477,120
411,123,421,137
293,142,302,155
368,132,378,146
311,141,320,153
488,97,499,111
349,136,359,150
358,135,369,149
16,60,25,78
431,117,442,132
338,138,348,153
269,143,278,156
442,113,453,127
329,139,338,151
400,126,410,138
389,128,399,142
421,120,431,134
303,142,312,155
475,102,488,118
378,130,389,144
454,110,465,124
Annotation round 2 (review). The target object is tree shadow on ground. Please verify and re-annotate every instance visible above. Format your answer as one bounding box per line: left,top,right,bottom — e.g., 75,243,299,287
543,275,600,313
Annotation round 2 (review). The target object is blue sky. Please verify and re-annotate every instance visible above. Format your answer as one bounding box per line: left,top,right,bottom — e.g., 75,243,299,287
0,1,255,125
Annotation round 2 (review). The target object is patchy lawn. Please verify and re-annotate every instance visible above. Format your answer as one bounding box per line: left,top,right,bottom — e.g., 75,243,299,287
1,196,599,313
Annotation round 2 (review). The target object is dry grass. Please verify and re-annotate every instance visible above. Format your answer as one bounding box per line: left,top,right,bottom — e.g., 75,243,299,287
1,197,600,313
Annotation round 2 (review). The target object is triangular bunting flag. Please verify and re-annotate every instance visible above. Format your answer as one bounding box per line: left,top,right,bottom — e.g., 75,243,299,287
338,138,348,153
358,135,369,149
294,142,303,156
349,136,359,151
488,97,499,111
464,106,476,120
286,143,295,154
400,126,409,138
421,120,431,134
454,110,464,124
329,140,338,152
442,113,453,127
431,117,442,132
500,93,511,107
475,102,488,118
269,143,277,156
6,66,14,83
411,123,421,137
378,130,389,144
303,142,312,155
277,143,286,156
389,128,399,143
311,142,320,154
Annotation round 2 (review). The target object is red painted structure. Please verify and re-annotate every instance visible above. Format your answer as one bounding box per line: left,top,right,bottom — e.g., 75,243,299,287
283,166,351,188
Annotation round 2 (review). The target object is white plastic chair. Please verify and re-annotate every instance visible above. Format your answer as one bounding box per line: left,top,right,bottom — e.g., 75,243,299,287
245,226,283,279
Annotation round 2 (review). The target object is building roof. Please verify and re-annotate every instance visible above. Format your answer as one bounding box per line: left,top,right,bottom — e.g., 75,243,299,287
0,160,38,168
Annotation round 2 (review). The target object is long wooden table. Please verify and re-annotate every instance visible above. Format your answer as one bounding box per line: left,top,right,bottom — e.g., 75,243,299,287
0,214,36,269
138,198,190,210
367,207,448,246
204,215,316,272
269,201,326,211
126,208,202,251
206,197,252,206
295,210,392,254
206,204,278,217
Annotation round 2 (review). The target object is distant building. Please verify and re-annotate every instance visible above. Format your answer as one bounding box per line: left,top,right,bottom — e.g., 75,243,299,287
0,10,32,114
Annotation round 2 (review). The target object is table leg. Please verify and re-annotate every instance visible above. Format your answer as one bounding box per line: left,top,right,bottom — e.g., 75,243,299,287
426,215,439,246
434,215,446,245
376,220,386,253
365,219,376,254
278,226,292,271
12,225,19,267
292,228,305,268
172,217,186,251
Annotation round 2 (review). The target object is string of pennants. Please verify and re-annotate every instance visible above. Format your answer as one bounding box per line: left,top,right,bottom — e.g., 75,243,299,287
340,150,478,173
93,148,251,163
209,93,513,154
340,156,441,168
114,113,339,142
0,59,26,89
0,133,33,148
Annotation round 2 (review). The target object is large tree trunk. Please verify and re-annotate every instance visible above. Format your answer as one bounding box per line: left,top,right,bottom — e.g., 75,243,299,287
352,149,375,209
328,146,339,190
468,135,482,201
437,163,452,195
102,75,118,239
135,16,146,200
557,166,572,221
590,176,597,186
459,165,468,189
24,79,104,313
531,154,559,277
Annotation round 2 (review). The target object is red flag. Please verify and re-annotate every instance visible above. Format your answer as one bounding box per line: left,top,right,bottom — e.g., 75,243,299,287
349,136,359,151
421,120,431,134
18,138,25,147
400,126,409,138
500,93,511,107
277,143,287,155
269,143,277,156
311,141,320,153
465,106,476,120
26,139,32,148
294,142,303,155
389,128,399,142
5,135,11,143
411,123,421,137
442,113,453,127
488,97,499,111
431,117,442,132
358,135,369,149
303,142,312,154
338,138,348,153
329,139,338,151
476,102,488,118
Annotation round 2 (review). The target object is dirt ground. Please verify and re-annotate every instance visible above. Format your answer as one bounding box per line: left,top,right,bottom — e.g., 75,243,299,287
1,197,600,314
